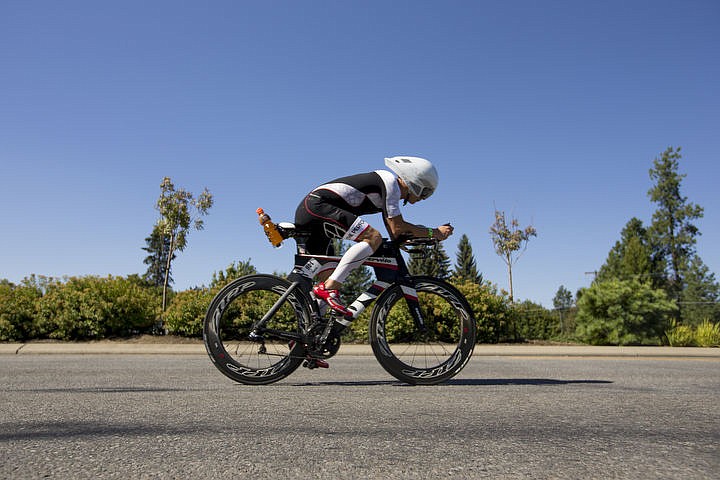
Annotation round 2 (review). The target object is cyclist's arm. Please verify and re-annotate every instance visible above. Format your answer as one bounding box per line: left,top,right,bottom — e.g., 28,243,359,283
385,215,452,241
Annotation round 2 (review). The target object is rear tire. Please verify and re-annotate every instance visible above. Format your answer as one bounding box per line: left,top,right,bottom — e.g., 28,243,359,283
203,274,310,385
369,277,476,385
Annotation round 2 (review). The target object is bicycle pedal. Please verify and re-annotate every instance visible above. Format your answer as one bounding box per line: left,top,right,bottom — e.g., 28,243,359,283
331,310,354,321
303,357,330,369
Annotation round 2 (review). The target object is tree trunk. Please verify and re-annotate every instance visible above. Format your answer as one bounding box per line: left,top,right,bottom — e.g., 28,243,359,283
507,257,514,303
162,233,175,314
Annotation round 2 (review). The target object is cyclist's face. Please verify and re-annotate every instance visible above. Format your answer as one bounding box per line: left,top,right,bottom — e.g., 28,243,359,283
399,178,423,204
406,191,422,204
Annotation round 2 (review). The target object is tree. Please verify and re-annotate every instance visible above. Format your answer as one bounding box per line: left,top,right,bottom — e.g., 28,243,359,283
597,218,664,288
210,259,257,289
408,242,451,279
553,285,573,310
452,234,483,285
154,177,213,312
553,285,575,335
680,256,720,325
647,147,704,300
489,209,537,302
142,225,175,288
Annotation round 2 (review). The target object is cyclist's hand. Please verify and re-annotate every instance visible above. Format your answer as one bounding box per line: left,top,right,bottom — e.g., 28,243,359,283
436,224,454,240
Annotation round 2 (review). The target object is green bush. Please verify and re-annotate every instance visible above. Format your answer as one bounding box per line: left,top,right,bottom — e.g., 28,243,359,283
0,281,42,341
695,320,720,347
511,301,560,341
164,288,215,337
666,319,720,347
666,321,695,347
575,279,677,345
345,308,371,343
35,276,161,340
453,281,512,343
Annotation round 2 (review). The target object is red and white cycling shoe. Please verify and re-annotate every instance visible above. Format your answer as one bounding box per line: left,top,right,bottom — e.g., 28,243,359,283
312,282,351,317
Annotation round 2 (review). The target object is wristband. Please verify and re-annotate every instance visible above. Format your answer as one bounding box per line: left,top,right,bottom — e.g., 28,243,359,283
428,228,434,239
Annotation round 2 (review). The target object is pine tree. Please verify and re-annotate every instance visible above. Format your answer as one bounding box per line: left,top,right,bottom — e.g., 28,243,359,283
553,285,574,310
142,225,175,288
680,257,720,325
553,285,576,336
452,234,483,284
647,147,704,298
597,218,664,288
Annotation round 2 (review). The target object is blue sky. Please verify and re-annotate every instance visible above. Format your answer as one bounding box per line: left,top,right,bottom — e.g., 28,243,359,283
1,0,718,307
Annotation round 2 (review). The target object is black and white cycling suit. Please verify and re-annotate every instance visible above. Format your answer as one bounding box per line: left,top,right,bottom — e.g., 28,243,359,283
294,170,401,255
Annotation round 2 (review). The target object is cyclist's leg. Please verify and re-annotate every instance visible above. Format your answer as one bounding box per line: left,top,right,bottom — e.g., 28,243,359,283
325,226,381,289
295,194,377,312
294,195,337,312
294,195,336,256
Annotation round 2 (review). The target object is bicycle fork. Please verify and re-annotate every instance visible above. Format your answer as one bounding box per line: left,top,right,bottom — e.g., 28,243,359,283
400,284,428,333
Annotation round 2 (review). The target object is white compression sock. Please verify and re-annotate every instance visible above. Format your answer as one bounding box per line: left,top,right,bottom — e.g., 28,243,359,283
328,241,374,285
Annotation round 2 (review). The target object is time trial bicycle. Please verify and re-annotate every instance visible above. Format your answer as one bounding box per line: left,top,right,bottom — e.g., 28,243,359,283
203,221,476,385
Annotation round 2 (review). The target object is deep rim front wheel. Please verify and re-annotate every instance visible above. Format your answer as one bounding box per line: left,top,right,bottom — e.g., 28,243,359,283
369,277,476,385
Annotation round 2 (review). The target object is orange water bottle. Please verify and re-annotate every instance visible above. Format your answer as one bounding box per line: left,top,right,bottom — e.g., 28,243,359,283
256,208,283,247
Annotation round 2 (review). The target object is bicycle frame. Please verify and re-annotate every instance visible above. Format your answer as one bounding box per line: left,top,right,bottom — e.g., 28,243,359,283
249,239,427,338
204,232,476,384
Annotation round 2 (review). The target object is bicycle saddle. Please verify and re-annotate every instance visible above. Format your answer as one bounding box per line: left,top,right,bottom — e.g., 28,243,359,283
277,222,306,238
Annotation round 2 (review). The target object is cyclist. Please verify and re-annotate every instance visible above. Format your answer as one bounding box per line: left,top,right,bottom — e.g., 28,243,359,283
294,156,454,318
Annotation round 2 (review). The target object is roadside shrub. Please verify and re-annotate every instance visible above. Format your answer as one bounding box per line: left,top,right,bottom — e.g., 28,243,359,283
512,301,560,341
453,281,512,343
666,319,720,347
345,307,371,343
35,276,160,340
575,279,677,345
164,288,215,337
162,260,260,339
695,320,720,347
666,321,695,347
0,281,41,341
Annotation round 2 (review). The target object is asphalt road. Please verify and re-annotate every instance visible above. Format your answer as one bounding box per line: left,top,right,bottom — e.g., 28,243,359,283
2,354,719,479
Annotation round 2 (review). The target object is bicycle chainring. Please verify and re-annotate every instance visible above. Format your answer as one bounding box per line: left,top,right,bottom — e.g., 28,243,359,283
310,331,341,359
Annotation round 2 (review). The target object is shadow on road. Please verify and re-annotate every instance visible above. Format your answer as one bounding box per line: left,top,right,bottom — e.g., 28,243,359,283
287,378,613,387
447,378,613,386
8,387,199,394
0,420,196,442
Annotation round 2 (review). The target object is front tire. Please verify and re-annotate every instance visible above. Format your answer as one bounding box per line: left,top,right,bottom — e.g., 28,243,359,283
369,277,476,385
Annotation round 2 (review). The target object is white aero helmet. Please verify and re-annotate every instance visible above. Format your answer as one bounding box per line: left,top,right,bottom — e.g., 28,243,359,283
384,156,439,200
